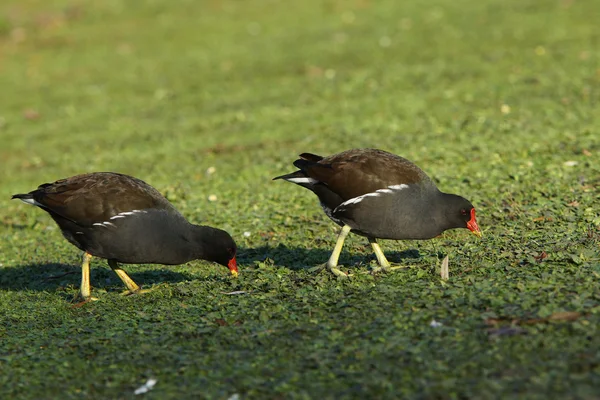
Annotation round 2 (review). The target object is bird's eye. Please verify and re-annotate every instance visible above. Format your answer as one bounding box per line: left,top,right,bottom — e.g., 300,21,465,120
460,209,467,216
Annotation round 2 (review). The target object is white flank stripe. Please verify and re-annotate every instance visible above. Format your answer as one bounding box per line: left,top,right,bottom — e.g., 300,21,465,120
109,209,148,221
286,177,318,184
103,222,116,227
93,223,108,228
340,192,380,207
388,184,409,190
336,184,411,209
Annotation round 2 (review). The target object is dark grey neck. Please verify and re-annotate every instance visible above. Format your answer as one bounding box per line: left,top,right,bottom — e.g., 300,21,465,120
432,192,469,232
186,225,222,258
186,224,233,265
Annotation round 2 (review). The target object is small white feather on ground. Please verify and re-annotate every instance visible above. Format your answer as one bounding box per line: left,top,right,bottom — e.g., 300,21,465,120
134,379,157,395
440,255,449,280
430,320,443,328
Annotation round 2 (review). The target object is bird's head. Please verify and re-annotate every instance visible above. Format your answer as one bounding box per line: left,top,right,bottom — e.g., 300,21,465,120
194,227,238,276
443,194,482,237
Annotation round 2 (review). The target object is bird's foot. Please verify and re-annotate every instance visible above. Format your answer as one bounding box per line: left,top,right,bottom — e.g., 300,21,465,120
308,263,351,278
330,265,352,278
307,263,326,273
369,263,408,275
71,294,99,307
120,287,155,296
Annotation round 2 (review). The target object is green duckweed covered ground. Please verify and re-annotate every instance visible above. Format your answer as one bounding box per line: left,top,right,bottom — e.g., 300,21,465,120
0,0,599,398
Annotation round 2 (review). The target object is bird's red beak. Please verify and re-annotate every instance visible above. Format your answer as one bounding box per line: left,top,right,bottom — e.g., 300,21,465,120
228,256,238,277
467,208,482,237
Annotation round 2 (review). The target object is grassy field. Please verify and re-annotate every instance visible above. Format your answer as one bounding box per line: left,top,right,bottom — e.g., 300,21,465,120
1,0,599,398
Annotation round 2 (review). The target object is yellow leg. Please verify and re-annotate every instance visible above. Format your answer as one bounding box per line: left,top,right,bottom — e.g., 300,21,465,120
325,225,352,277
76,251,98,302
368,238,407,274
108,259,142,294
369,238,390,269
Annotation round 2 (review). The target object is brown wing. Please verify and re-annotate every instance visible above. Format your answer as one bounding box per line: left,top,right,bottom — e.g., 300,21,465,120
298,148,432,200
30,172,174,226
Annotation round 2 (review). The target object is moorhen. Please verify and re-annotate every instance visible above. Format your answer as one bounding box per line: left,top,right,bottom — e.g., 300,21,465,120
12,172,238,300
274,148,481,276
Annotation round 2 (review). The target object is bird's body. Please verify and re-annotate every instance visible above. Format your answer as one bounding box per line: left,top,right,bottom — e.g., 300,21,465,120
13,172,237,300
275,148,481,276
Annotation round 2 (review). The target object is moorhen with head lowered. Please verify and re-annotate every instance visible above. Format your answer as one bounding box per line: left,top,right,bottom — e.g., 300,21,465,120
274,148,481,277
13,172,238,300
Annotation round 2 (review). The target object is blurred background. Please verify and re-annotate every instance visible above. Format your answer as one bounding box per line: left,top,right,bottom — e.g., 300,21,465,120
1,0,598,246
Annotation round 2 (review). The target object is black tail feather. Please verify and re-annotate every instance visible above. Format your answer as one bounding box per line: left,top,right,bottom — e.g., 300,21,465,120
299,152,323,162
11,193,32,200
273,152,327,182
272,171,305,181
293,158,332,172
